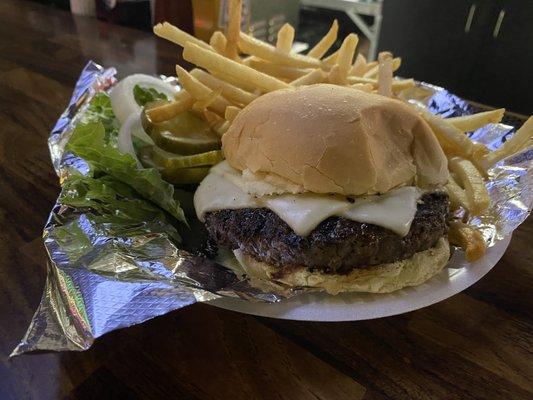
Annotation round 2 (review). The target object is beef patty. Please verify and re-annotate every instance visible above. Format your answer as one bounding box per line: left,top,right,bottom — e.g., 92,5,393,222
204,192,449,275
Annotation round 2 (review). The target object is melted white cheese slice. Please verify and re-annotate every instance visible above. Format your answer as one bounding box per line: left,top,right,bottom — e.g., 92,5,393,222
194,161,422,237
342,186,419,237
263,194,350,236
194,168,260,214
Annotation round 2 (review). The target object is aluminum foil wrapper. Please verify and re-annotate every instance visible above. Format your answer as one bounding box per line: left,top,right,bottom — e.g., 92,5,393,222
12,61,532,355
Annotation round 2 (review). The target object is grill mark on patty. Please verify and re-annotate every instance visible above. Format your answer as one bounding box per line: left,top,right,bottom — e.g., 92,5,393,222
204,192,450,275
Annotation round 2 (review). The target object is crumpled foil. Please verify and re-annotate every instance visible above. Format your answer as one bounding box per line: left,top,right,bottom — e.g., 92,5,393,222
12,61,533,355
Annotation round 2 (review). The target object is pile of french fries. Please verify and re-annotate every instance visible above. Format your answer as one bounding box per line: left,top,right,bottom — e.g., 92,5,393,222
149,0,533,261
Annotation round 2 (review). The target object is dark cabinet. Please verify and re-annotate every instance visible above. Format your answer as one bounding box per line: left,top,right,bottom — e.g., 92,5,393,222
378,0,533,114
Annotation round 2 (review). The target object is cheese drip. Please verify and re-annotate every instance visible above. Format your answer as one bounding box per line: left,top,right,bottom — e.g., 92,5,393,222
194,162,421,237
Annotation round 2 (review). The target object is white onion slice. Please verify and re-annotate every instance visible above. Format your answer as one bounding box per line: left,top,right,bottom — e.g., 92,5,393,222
110,74,177,125
118,112,148,168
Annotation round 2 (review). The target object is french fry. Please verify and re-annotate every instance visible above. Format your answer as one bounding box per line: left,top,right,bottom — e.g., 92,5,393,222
364,58,400,78
183,42,290,91
153,22,212,51
248,58,312,80
422,111,475,159
211,69,258,93
292,68,326,87
190,68,258,105
307,20,338,59
448,221,487,262
215,120,231,137
391,78,415,93
519,137,533,152
337,34,359,73
445,174,469,211
175,65,230,115
377,51,393,97
328,65,344,85
329,34,358,84
350,83,373,92
201,109,228,137
209,31,227,55
482,117,533,168
145,90,193,122
276,23,295,54
350,53,367,76
446,108,505,132
449,157,490,215
192,87,223,113
202,109,223,124
347,75,414,92
225,0,242,60
347,76,376,85
321,50,339,69
365,60,378,71
238,32,321,68
225,105,241,122
472,142,489,162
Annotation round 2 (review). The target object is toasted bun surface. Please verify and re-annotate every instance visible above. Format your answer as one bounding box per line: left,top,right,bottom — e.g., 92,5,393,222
223,84,448,196
235,237,450,295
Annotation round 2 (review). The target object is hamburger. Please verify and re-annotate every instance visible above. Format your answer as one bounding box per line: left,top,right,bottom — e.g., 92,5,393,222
194,84,451,294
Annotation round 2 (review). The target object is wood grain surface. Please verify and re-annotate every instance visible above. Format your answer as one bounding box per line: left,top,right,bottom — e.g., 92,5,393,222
0,1,532,399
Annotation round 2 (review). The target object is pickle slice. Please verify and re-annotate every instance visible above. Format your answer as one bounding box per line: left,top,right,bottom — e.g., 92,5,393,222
162,166,211,184
152,146,224,170
142,109,220,155
138,147,213,184
154,131,221,155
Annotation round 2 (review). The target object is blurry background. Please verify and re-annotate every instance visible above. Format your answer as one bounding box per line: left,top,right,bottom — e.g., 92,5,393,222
32,0,532,114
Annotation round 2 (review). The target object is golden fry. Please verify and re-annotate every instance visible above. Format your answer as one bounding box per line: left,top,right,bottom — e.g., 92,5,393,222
337,34,359,73
377,51,393,97
446,108,505,132
248,58,311,80
190,69,257,105
445,175,469,211
307,20,338,59
422,111,475,159
238,32,320,68
175,65,230,115
153,22,212,51
192,87,223,113
448,221,487,262
225,105,241,122
482,116,533,168
292,68,327,86
449,157,490,215
276,23,295,54
364,58,400,78
211,70,258,93
391,78,415,93
183,42,290,91
225,0,242,60
350,53,367,76
329,34,358,84
321,50,339,69
347,76,376,85
145,90,193,122
349,83,373,92
209,31,227,55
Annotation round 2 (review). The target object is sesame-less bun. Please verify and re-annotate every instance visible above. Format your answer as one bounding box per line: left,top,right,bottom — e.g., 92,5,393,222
235,237,450,295
222,84,448,196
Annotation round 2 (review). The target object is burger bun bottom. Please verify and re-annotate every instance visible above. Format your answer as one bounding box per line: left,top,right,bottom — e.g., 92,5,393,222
234,237,450,295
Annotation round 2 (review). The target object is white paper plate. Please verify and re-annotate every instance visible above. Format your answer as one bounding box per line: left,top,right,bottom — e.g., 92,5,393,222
208,237,511,321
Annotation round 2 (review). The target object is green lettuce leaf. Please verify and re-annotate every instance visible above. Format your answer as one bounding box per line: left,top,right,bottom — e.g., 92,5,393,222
66,121,186,224
133,84,168,107
80,92,119,144
58,174,180,243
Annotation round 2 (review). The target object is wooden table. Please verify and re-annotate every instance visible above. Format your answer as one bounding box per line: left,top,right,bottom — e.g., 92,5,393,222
1,1,531,399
